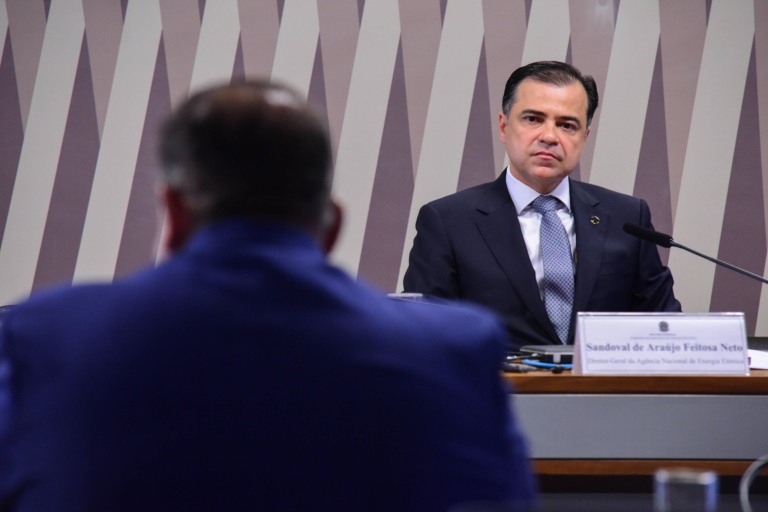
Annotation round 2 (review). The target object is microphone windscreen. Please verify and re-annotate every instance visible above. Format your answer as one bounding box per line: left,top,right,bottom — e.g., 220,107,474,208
623,223,673,248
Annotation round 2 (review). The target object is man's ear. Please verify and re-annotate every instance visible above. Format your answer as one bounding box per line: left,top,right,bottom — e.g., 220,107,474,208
162,186,193,254
318,200,343,254
498,111,508,142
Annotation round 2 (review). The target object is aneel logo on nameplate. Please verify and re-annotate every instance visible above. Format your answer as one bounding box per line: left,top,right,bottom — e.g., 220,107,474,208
572,312,749,375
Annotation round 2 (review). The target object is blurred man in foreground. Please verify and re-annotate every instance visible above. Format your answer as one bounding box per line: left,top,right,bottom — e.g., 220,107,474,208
0,81,535,511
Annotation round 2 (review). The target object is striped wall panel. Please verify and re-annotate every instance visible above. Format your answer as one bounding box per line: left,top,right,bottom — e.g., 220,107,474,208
1,0,767,335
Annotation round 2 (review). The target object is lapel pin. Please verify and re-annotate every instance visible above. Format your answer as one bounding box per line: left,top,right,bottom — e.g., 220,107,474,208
590,216,600,225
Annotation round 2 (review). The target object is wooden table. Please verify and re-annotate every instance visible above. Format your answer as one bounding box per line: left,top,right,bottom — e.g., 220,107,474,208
505,369,768,395
503,370,768,481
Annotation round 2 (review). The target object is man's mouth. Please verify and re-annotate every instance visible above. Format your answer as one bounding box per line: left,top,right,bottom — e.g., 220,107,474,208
534,151,559,161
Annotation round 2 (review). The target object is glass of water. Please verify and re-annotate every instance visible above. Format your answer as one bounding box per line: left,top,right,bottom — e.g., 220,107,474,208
654,467,718,512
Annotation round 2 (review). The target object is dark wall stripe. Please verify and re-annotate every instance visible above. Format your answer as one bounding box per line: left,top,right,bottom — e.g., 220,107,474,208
0,33,24,247
711,44,765,333
307,37,329,133
634,43,674,266
358,41,414,292
114,36,170,278
457,42,496,191
232,36,245,82
32,36,99,291
356,0,365,24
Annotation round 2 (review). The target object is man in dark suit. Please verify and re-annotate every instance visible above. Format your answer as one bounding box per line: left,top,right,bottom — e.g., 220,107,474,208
404,61,681,349
0,81,535,511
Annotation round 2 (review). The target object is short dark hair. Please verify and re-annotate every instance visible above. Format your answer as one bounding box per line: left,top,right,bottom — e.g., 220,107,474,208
501,61,599,126
159,80,332,228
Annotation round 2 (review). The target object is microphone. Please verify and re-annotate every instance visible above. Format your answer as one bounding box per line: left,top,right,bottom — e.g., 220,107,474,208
623,223,768,285
623,223,673,248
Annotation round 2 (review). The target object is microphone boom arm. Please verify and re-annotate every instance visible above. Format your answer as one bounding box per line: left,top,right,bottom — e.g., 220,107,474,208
671,241,768,285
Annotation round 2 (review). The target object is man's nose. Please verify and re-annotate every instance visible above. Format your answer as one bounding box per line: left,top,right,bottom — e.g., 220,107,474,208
539,124,558,144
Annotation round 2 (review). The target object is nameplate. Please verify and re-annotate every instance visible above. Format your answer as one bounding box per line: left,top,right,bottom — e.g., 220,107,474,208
572,312,749,375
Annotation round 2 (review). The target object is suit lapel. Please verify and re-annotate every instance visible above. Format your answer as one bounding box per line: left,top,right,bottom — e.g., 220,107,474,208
475,172,555,338
571,181,607,312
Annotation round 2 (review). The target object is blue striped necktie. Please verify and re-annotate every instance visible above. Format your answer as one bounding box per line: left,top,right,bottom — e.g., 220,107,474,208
531,195,574,344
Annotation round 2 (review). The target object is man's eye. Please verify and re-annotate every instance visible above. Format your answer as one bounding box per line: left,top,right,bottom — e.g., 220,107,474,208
560,123,577,132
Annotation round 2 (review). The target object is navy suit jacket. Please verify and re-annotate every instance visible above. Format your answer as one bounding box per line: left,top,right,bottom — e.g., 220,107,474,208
404,172,681,349
0,219,535,512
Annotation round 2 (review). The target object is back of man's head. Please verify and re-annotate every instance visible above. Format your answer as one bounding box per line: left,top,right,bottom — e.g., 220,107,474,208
159,81,332,232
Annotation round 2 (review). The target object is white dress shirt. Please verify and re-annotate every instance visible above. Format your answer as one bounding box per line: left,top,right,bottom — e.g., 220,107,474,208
505,170,576,300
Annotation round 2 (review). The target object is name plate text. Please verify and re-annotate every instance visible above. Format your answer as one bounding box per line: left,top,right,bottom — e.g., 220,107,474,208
572,313,749,375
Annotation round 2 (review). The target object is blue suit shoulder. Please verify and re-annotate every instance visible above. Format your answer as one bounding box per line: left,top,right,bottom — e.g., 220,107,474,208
572,179,645,206
342,279,511,358
384,296,509,347
425,179,498,210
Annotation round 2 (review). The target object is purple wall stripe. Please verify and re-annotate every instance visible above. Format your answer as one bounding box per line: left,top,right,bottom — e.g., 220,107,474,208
82,0,123,138
0,10,7,62
358,42,414,291
668,0,755,314
756,0,768,232
755,0,768,333
634,44,674,249
482,0,527,170
0,31,23,248
33,36,98,291
439,0,447,24
232,36,245,82
238,0,278,79
710,45,765,334
399,0,442,176
72,0,161,284
6,0,46,129
114,37,170,279
318,0,359,154
306,38,328,133
569,0,615,183
457,43,496,192
659,0,706,218
159,0,201,105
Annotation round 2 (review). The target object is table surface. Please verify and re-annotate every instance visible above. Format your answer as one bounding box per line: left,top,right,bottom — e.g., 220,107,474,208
503,369,768,394
503,369,768,477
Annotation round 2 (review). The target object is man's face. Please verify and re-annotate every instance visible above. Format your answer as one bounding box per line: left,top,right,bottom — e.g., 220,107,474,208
498,78,590,195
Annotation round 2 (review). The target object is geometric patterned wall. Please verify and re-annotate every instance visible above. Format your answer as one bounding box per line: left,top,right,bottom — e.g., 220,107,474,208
1,0,768,334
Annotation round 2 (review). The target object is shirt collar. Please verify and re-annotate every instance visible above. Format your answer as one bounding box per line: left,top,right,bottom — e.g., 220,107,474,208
505,169,571,214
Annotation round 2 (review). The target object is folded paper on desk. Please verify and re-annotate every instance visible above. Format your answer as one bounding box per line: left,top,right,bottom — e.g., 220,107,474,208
520,345,573,364
748,349,768,370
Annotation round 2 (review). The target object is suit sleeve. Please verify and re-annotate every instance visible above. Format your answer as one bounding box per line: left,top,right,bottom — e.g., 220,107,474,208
476,327,537,506
0,315,12,442
432,307,537,507
632,199,682,312
402,203,461,298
